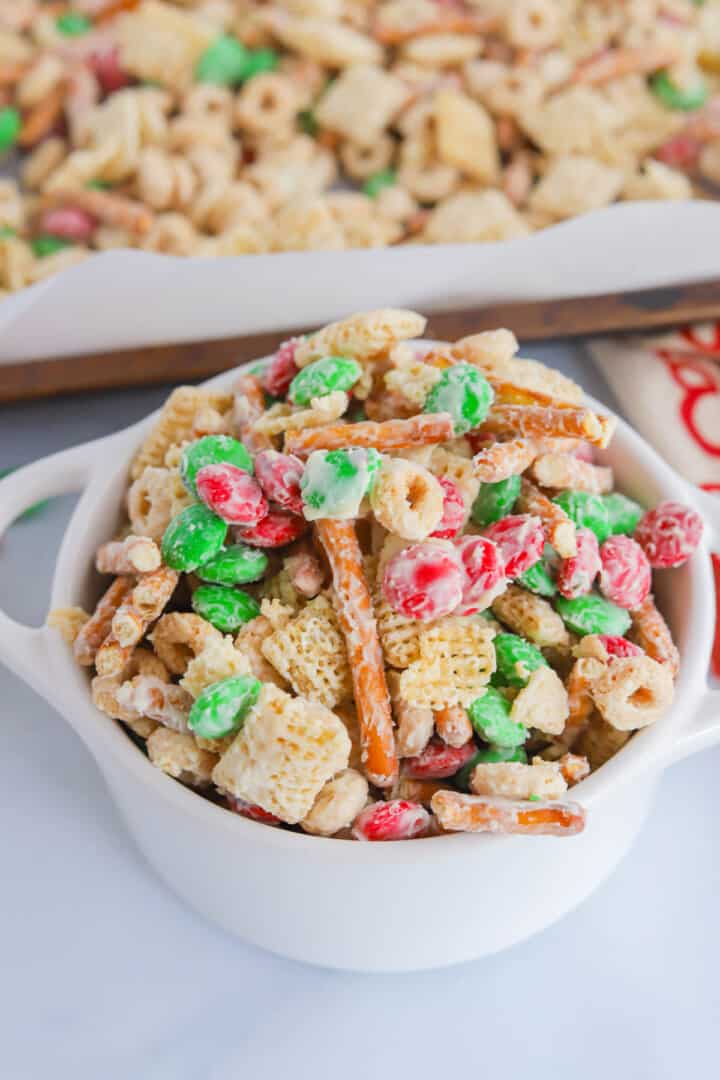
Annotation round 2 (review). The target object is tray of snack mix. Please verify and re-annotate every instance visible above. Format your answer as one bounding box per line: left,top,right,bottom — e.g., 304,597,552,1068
2,0,720,362
48,308,703,840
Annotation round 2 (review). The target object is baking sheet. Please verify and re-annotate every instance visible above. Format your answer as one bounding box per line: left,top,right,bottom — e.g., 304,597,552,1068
1,200,719,363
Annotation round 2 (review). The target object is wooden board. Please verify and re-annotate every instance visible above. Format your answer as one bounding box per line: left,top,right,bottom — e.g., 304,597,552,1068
1,277,719,402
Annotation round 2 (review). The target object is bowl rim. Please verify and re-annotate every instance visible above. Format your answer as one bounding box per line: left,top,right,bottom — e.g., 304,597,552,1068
38,348,716,858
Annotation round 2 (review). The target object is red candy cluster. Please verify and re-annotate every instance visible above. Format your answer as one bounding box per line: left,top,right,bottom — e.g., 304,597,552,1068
262,339,301,398
254,449,304,516
454,535,504,616
557,528,601,599
235,509,307,548
599,534,651,609
352,799,431,841
383,542,464,620
484,514,544,577
597,635,643,659
635,501,703,569
196,462,267,526
430,477,466,539
404,738,476,779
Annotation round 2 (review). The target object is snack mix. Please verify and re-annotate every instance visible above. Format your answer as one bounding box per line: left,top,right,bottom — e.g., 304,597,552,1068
2,0,720,295
50,308,704,839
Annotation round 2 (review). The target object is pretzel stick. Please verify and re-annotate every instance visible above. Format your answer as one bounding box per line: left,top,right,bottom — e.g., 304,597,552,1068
41,187,154,235
315,519,398,788
233,373,272,453
434,705,473,748
431,790,586,836
630,595,680,677
0,62,30,87
373,11,500,45
285,412,454,457
94,0,143,21
573,44,679,86
96,535,161,575
480,405,615,448
73,577,133,666
517,477,577,558
473,438,537,483
18,82,67,148
110,566,179,648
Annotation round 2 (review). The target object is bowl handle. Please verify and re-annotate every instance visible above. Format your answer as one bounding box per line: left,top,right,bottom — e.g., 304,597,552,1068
669,486,720,763
0,441,101,696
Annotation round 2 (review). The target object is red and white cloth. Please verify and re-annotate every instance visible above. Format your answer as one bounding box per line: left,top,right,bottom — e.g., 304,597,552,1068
589,323,720,674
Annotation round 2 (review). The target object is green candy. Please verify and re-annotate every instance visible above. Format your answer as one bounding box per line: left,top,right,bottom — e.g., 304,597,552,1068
0,107,20,153
288,355,361,405
363,169,396,198
196,34,250,85
188,675,261,739
195,543,268,586
516,559,556,597
0,225,16,239
180,435,254,496
32,235,72,257
602,492,643,536
161,504,227,572
455,744,527,791
650,70,707,111
243,48,278,78
555,593,631,637
424,362,494,436
301,447,380,520
553,490,610,543
86,179,112,191
192,584,260,633
468,687,528,749
471,475,521,527
494,633,548,688
56,11,92,35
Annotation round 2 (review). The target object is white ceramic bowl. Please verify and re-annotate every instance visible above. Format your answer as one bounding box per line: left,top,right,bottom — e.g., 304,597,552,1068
0,356,718,973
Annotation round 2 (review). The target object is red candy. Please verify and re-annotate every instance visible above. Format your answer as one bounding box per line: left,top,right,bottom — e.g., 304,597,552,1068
557,528,601,599
382,541,464,621
196,462,268,526
254,449,304,516
235,509,308,548
454,534,505,616
655,133,702,170
404,738,476,779
634,500,703,569
89,45,131,93
597,634,643,659
227,796,282,826
598,534,651,609
352,799,431,841
430,477,466,539
263,338,300,398
39,207,95,243
484,514,544,578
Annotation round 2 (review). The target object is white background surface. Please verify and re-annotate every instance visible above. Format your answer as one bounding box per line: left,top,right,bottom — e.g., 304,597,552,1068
0,344,718,1079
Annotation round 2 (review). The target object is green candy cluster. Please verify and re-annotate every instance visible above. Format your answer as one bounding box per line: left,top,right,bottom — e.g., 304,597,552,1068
424,362,494,436
650,70,707,111
288,355,361,405
0,107,21,153
553,490,610,543
471,475,521,527
56,12,92,36
32,236,73,257
195,543,268,586
602,492,643,536
363,169,396,198
189,675,262,739
555,593,631,636
493,633,548,688
180,435,254,496
301,447,380,520
516,558,556,597
468,687,528,749
161,504,227,572
192,584,260,633
196,35,277,85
